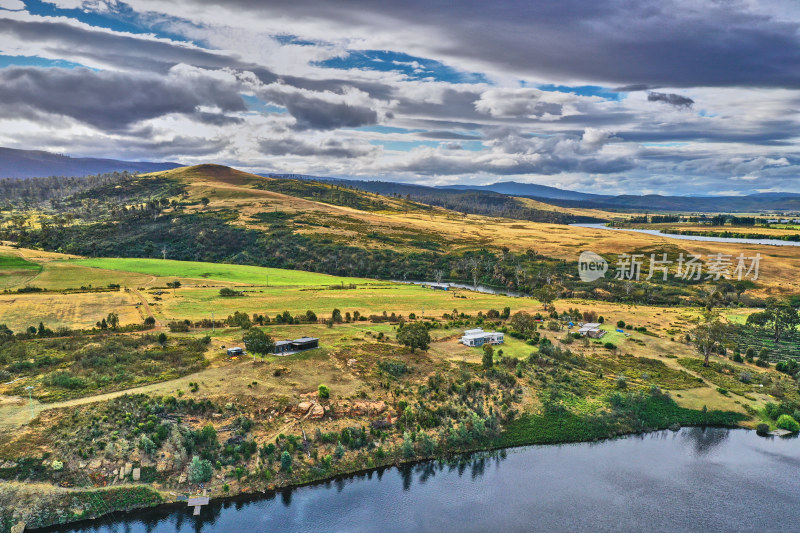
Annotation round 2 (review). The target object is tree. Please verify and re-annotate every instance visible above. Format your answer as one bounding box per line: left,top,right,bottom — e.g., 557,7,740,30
143,316,155,329
106,312,119,330
280,451,293,472
533,285,559,309
305,310,318,322
692,310,727,366
482,344,494,370
396,321,431,352
188,456,213,483
243,327,275,361
318,384,330,399
157,332,167,347
747,298,800,342
200,197,210,207
332,308,343,323
510,311,536,336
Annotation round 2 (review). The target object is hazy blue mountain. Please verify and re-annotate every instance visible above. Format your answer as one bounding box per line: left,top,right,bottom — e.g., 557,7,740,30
0,147,180,178
438,181,611,201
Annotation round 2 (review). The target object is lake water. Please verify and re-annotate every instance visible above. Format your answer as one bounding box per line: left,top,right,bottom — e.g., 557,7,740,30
44,428,800,533
571,223,800,247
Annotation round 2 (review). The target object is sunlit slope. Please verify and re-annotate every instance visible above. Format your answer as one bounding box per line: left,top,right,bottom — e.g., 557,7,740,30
135,165,800,295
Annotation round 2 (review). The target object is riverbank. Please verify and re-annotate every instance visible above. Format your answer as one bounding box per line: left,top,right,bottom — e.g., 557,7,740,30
3,391,749,531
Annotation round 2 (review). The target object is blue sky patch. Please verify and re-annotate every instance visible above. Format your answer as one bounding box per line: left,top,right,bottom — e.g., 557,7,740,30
0,54,88,69
535,83,622,101
314,50,489,84
241,95,287,114
24,0,197,44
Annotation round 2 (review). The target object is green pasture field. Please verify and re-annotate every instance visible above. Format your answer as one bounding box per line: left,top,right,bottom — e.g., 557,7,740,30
152,284,527,322
69,258,373,286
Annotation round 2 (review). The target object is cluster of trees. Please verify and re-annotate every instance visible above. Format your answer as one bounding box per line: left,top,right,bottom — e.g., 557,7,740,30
746,298,800,342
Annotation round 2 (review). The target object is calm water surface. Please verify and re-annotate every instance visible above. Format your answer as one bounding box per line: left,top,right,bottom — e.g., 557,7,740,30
44,428,800,533
571,223,800,247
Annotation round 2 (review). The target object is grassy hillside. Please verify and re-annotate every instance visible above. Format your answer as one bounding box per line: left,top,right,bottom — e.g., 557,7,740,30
3,164,800,302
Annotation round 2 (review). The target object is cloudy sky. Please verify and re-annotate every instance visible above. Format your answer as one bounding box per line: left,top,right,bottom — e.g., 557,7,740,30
1,0,799,195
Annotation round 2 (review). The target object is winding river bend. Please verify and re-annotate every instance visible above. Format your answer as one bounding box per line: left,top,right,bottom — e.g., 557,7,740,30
571,223,800,247
44,428,799,533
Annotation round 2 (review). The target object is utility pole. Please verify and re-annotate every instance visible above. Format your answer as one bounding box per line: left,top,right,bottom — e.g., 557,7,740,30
161,246,167,260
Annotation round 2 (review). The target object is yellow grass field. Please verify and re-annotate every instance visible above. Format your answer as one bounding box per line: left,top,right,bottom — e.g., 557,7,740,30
0,290,142,332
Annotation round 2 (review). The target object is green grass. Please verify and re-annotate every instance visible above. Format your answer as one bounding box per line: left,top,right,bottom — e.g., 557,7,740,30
501,392,747,447
68,258,372,286
0,254,40,271
156,284,522,322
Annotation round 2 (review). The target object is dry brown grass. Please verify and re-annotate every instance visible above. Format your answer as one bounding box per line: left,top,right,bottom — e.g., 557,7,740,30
0,290,142,331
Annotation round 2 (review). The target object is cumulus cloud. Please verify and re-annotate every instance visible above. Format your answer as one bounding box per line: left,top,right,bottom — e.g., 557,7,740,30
475,88,594,119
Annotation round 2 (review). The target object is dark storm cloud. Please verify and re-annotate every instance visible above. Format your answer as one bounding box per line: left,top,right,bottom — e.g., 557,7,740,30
283,96,378,131
613,84,654,92
174,0,800,88
0,67,246,130
647,92,694,108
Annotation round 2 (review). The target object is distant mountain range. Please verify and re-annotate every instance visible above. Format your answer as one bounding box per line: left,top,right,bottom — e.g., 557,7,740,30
3,147,798,212
438,181,610,201
0,147,180,178
277,175,800,213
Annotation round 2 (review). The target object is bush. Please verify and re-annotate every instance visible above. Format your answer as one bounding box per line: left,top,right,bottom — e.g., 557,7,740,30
188,456,213,483
777,414,800,432
318,384,330,399
604,342,617,350
616,320,625,328
219,287,244,297
756,423,770,436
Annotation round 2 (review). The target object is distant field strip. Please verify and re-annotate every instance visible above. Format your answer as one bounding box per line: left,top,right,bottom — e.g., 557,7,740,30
68,258,376,286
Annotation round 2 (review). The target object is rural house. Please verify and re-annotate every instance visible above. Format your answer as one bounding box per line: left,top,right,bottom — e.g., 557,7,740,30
460,328,505,347
578,322,606,338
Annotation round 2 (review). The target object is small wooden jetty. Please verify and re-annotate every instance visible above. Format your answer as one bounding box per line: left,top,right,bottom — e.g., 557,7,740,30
188,495,210,516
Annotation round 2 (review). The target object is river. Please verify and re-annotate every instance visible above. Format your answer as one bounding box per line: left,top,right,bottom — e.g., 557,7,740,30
571,223,800,247
43,428,799,533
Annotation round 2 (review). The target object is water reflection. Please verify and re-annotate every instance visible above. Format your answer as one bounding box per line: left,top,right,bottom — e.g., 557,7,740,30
680,426,730,454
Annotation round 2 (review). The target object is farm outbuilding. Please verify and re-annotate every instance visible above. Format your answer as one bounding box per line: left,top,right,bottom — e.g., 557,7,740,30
273,336,320,355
